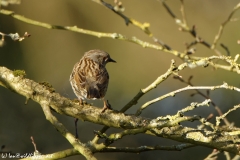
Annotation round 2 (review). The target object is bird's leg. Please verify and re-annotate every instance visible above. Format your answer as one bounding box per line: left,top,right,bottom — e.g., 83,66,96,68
74,118,79,139
101,99,112,113
79,98,83,105
74,98,83,139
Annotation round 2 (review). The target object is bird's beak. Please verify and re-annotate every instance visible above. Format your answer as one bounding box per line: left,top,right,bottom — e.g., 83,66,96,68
108,57,116,63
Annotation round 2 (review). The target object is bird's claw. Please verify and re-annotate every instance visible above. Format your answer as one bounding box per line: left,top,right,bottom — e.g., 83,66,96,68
101,100,112,113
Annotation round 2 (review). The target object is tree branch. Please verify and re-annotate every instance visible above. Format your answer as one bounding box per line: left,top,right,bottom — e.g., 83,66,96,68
137,83,240,115
161,0,223,56
1,64,240,156
2,8,240,74
100,143,195,153
211,3,240,49
39,103,96,160
91,0,152,36
21,148,79,160
0,66,151,129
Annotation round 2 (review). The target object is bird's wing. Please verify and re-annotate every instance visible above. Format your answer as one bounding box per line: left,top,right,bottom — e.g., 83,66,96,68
85,68,109,99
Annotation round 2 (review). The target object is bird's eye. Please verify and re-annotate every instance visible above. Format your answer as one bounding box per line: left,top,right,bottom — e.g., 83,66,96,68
104,57,108,62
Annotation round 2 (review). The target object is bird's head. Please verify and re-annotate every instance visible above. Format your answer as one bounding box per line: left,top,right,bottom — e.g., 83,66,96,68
84,50,116,66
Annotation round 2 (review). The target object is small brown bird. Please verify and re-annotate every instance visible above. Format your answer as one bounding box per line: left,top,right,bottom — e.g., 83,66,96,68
70,49,116,138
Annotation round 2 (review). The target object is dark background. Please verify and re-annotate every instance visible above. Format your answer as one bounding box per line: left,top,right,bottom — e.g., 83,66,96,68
1,0,240,159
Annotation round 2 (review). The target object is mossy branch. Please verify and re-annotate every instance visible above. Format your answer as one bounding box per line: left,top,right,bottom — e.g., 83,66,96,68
1,61,240,157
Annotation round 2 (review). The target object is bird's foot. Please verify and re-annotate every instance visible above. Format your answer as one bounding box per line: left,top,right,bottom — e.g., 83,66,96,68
101,100,112,113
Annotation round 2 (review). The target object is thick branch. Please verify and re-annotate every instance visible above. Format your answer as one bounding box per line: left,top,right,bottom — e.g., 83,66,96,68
0,66,150,129
147,126,240,154
1,66,240,155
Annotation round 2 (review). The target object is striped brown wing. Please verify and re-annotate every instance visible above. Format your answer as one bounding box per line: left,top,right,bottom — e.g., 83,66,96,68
83,64,109,99
95,67,109,98
69,62,87,100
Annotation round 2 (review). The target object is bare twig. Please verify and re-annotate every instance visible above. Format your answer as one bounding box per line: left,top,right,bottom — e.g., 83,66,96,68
176,99,211,116
211,3,240,49
161,0,222,55
0,31,30,41
153,37,172,50
136,83,240,115
174,76,230,126
91,0,152,36
0,31,30,46
100,143,195,153
30,136,40,155
216,104,240,129
220,43,230,56
198,117,215,131
180,0,188,26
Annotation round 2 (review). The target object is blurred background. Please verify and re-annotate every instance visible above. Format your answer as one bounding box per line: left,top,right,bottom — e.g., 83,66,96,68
1,0,240,159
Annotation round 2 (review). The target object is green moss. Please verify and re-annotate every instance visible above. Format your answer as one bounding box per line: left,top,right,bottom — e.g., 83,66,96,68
13,70,26,77
39,81,55,93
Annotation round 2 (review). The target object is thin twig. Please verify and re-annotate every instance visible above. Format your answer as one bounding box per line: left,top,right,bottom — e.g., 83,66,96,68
174,76,230,126
153,37,172,50
211,3,240,49
180,0,188,26
176,99,211,116
100,143,195,153
220,43,230,56
136,83,240,115
30,136,40,155
124,60,186,112
161,0,222,56
92,0,152,36
216,104,240,129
